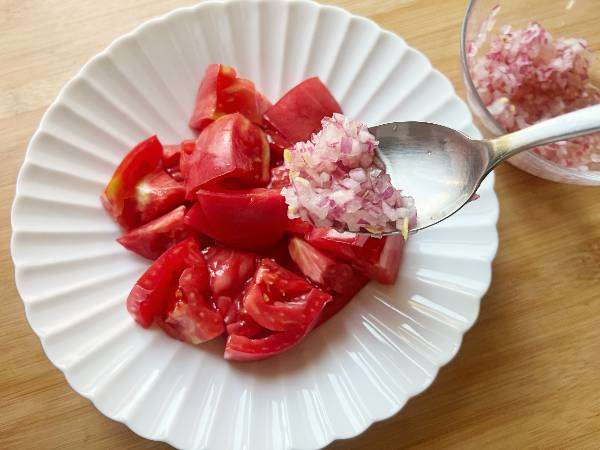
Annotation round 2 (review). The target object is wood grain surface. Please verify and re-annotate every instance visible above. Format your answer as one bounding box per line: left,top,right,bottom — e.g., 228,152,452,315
1,1,599,448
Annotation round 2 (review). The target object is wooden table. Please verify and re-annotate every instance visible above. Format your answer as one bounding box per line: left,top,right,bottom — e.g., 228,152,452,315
2,1,599,448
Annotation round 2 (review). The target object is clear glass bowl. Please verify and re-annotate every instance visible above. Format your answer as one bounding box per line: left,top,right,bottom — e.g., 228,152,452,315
460,0,600,185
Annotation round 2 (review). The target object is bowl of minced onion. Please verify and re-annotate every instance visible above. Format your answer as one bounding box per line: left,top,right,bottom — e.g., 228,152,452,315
460,0,600,185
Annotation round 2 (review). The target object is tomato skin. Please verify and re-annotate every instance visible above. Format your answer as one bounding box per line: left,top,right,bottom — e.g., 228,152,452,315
126,238,204,328
184,113,270,196
285,218,313,236
101,135,163,228
159,266,225,344
288,237,355,294
317,274,369,325
224,288,331,361
221,78,272,126
306,230,405,285
186,188,288,251
226,317,266,338
189,64,237,131
264,77,342,145
117,206,196,260
189,65,272,131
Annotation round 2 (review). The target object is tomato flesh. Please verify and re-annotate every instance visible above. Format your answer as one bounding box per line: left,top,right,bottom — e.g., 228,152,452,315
159,266,224,344
117,206,196,260
126,238,204,327
101,135,163,229
264,77,342,145
225,288,331,361
220,78,272,126
163,140,194,182
186,188,288,250
203,246,257,297
134,169,186,225
307,230,405,284
184,113,270,196
189,64,237,131
288,237,355,294
189,64,271,131
243,259,313,331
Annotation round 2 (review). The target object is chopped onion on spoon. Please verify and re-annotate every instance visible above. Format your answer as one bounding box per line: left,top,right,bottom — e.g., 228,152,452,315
281,114,416,236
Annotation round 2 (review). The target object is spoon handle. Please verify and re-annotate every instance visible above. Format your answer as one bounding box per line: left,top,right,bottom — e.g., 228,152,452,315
486,103,600,167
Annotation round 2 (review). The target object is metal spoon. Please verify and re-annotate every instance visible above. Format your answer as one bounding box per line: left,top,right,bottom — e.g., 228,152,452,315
369,103,600,234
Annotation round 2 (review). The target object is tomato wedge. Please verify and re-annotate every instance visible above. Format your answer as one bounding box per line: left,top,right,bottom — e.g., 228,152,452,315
189,64,237,131
186,188,288,250
117,206,195,260
203,246,257,297
220,78,272,126
133,169,186,225
163,140,194,182
159,266,224,344
184,113,270,195
126,237,204,327
288,237,354,294
264,77,342,145
224,288,331,361
101,135,163,229
189,64,272,131
306,230,405,284
243,259,313,331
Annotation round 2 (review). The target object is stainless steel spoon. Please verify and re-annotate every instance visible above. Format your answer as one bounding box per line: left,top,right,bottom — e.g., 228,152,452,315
369,103,600,234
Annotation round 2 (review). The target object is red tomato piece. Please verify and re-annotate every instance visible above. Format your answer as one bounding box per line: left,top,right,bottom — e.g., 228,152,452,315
285,218,313,236
288,237,355,294
365,235,405,284
220,78,272,126
101,135,163,229
263,122,291,161
226,314,267,338
189,65,272,131
126,237,204,328
134,169,186,225
318,274,369,325
159,266,224,344
117,206,196,260
186,188,288,250
243,284,307,332
184,113,270,196
264,77,342,145
243,259,313,331
224,288,331,361
203,246,257,297
164,140,194,182
306,230,405,284
189,64,237,131
254,258,311,301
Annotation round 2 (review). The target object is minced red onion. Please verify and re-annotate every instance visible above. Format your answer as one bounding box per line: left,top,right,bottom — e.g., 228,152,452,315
468,9,600,170
281,113,416,235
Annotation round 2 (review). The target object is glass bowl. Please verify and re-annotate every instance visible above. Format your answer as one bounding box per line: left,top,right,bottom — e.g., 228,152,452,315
460,0,600,185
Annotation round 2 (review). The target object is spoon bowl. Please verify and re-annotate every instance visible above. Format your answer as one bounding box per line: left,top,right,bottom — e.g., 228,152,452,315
369,103,600,233
371,122,490,232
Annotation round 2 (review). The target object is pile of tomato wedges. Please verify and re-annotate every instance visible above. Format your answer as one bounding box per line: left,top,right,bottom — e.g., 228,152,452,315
101,64,406,361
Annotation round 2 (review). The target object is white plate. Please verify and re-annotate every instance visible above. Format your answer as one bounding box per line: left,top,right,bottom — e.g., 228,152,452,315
11,1,499,449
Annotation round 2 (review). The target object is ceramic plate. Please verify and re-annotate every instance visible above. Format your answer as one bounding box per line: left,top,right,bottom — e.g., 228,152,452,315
11,1,499,448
